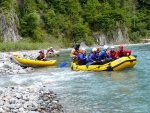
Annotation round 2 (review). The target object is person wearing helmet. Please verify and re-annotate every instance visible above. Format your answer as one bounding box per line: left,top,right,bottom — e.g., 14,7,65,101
115,45,132,58
77,48,88,65
108,46,117,60
70,48,80,58
97,45,111,64
47,47,54,53
46,47,55,57
88,48,98,63
115,45,124,58
75,43,80,51
70,43,82,61
49,47,54,52
36,49,46,60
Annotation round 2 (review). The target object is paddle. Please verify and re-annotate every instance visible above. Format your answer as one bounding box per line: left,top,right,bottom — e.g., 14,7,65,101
52,53,56,57
86,62,93,68
56,54,60,56
86,58,112,68
60,62,68,68
47,52,60,57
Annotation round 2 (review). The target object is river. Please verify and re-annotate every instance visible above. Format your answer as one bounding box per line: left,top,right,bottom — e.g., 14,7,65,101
0,44,150,113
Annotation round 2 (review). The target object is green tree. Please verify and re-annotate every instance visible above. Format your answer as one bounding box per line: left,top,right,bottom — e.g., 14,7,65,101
71,22,89,42
21,13,39,37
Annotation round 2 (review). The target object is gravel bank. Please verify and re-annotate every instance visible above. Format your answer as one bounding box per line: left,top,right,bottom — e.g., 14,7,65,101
0,86,64,113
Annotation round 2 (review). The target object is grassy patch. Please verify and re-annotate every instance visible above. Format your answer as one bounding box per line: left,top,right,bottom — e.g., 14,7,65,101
0,42,59,52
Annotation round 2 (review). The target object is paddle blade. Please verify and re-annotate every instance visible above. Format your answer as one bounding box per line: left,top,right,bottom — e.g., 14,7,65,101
56,54,60,56
60,62,68,68
52,53,56,57
86,62,93,68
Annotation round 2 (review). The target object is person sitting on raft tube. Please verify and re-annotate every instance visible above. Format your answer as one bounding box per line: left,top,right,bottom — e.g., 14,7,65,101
70,43,82,61
77,48,88,65
36,50,46,60
48,47,54,52
97,45,112,64
115,45,132,58
108,46,117,60
88,48,98,64
46,47,55,57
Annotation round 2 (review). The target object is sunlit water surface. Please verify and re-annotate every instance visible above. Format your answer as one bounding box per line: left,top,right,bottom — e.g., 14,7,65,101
0,44,150,113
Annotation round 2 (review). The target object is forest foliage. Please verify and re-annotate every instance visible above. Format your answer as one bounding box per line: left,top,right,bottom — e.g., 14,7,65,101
0,0,150,46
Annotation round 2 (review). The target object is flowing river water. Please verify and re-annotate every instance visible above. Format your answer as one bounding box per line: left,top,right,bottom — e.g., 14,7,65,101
0,44,150,113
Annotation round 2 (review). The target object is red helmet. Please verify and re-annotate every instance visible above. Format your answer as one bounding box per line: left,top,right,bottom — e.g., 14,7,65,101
96,47,100,51
118,45,123,50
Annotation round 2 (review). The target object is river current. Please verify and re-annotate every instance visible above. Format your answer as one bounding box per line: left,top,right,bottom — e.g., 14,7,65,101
0,44,150,113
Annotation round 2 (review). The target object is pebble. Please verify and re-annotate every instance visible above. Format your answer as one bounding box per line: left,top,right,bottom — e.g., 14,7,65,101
0,86,64,113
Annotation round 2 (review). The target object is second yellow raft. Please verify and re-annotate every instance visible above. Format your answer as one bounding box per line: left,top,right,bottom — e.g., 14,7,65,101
11,55,56,67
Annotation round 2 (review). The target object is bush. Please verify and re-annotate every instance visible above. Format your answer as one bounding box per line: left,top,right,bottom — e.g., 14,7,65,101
83,36,95,45
31,30,43,42
21,13,39,36
71,23,89,42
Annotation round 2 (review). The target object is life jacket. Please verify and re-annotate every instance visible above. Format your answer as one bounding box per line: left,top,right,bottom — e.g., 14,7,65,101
46,49,54,55
88,52,98,62
70,50,79,57
37,53,45,60
88,52,92,58
108,50,116,59
117,50,124,57
74,50,79,56
49,49,54,52
124,50,131,56
78,53,86,62
88,52,97,59
102,51,107,59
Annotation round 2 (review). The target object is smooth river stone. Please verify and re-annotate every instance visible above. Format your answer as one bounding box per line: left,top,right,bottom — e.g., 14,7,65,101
0,108,5,112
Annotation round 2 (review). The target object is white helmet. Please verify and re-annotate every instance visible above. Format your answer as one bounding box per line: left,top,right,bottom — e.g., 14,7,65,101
50,47,53,49
111,46,115,49
82,48,86,51
103,45,108,49
92,48,97,52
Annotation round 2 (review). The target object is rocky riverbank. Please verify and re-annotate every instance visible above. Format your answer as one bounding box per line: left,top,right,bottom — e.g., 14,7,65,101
0,86,64,113
0,52,33,75
0,50,64,113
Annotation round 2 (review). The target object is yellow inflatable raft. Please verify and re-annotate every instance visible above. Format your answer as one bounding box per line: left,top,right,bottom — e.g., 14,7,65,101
11,55,56,67
71,56,136,71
